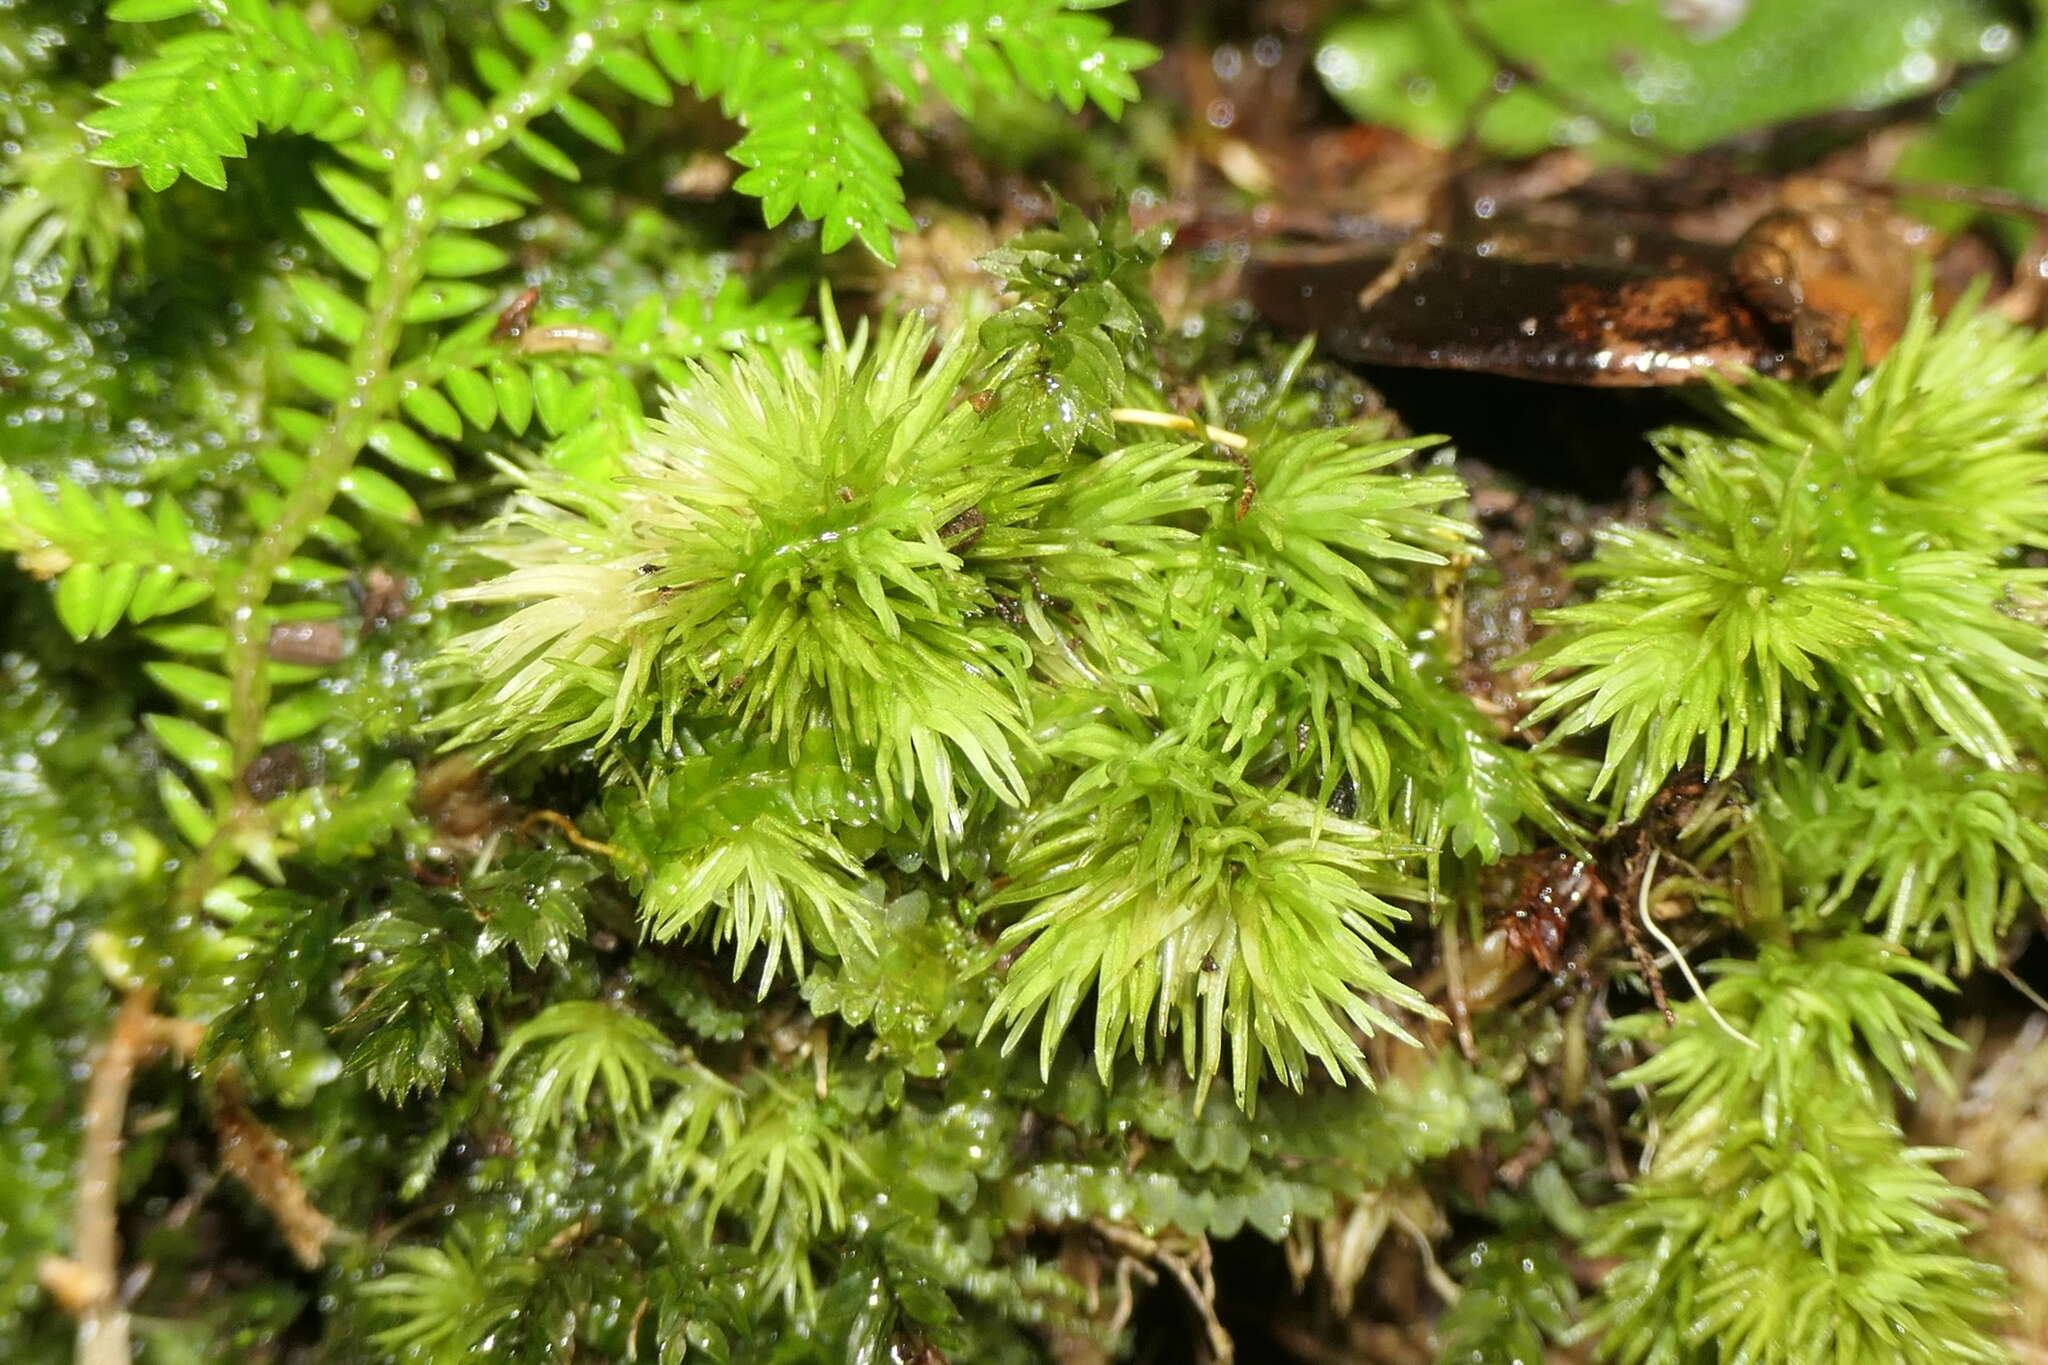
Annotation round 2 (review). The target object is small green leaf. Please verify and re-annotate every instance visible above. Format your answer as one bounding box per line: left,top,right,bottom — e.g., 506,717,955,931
491,360,533,435
443,369,499,429
368,421,456,480
440,191,526,228
145,661,233,711
285,348,352,400
146,713,234,778
471,45,522,93
553,92,623,152
644,28,693,85
511,128,580,181
403,280,497,323
498,5,552,59
301,208,381,280
400,385,465,440
144,623,229,655
599,47,672,104
340,465,423,522
422,234,512,278
93,562,142,637
531,363,575,435
53,563,107,641
157,770,218,847
260,688,338,744
312,163,390,227
287,274,366,344
277,556,350,585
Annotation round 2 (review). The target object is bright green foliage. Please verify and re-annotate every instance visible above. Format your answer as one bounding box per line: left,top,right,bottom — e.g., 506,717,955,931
335,888,506,1102
605,740,881,990
437,213,1511,1105
10,1,2048,1357
977,201,1172,452
1529,298,2048,813
1586,937,2004,1365
1897,24,2048,232
647,0,1154,257
1437,1233,1580,1365
0,466,214,639
439,317,1035,843
984,709,1427,1106
470,848,597,969
1763,738,2048,971
0,87,137,299
801,889,994,1087
492,999,697,1134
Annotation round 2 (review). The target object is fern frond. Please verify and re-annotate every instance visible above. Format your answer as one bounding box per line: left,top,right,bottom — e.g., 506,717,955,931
0,469,214,640
89,0,370,191
645,2,1156,260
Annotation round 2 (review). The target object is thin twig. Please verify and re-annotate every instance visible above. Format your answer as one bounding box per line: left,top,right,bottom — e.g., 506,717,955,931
1439,918,1479,1062
1107,406,1249,450
1997,962,2048,1016
45,989,157,1365
520,809,627,860
1637,849,1756,1049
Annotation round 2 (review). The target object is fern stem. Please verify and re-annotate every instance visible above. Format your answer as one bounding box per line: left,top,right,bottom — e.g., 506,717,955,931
219,2,643,783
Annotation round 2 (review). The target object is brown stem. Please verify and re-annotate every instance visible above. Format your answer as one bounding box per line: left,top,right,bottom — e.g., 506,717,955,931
220,1,639,786
49,989,157,1365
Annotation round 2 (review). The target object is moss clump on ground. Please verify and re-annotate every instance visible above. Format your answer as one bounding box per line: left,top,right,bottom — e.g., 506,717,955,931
7,1,2048,1361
